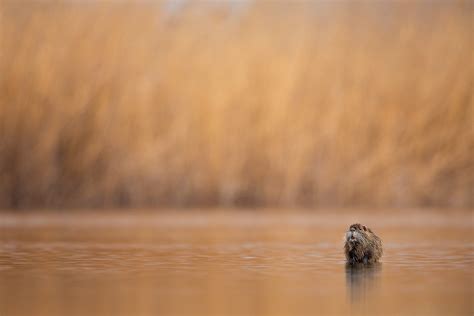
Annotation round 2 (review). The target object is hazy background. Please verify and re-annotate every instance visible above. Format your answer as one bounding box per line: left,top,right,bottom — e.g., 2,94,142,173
0,0,472,210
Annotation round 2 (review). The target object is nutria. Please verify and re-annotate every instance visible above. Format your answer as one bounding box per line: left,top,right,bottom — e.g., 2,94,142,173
344,223,383,264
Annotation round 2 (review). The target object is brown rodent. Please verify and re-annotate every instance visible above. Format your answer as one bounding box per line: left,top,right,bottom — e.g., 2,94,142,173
344,223,383,264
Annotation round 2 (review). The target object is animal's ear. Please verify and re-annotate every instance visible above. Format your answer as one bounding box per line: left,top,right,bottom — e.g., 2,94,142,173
363,226,367,231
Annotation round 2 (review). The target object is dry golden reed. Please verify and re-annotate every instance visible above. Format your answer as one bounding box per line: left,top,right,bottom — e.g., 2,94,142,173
0,1,472,209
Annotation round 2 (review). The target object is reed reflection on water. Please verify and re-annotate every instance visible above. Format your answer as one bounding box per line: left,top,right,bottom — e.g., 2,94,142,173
0,211,472,316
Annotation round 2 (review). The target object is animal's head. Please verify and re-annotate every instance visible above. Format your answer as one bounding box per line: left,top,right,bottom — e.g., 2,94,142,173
345,223,372,246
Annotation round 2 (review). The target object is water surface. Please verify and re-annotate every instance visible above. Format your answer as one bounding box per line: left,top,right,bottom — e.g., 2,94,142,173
0,211,472,315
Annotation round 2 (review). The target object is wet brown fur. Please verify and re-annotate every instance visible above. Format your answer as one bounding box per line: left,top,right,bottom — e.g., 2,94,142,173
344,223,383,264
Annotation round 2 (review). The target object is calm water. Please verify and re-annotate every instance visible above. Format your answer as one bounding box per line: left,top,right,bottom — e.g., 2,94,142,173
0,211,472,316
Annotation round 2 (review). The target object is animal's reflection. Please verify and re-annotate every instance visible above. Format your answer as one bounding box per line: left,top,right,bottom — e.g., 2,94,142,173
346,263,382,304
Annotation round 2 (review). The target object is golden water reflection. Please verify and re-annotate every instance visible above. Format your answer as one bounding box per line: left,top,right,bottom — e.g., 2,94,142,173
0,211,472,315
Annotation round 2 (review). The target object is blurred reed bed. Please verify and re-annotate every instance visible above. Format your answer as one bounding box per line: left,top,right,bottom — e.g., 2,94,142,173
0,1,472,209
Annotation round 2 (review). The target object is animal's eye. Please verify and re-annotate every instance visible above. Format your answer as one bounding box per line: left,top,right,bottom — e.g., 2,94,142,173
363,226,367,231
